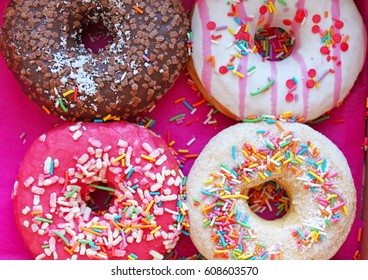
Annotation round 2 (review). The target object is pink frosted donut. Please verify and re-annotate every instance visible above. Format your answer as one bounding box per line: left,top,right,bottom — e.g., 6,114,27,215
188,0,367,121
12,121,186,260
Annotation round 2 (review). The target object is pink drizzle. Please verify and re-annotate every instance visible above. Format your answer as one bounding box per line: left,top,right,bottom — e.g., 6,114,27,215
331,1,342,107
290,0,309,119
237,2,248,119
197,0,213,96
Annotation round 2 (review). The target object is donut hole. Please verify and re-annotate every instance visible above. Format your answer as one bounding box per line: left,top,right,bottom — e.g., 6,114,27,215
254,26,295,61
246,180,290,221
80,19,113,54
85,183,114,215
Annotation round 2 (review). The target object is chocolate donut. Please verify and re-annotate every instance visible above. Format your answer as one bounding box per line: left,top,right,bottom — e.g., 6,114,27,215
0,0,190,121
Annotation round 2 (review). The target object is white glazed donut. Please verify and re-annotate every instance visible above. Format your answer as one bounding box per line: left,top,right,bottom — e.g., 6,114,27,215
188,0,367,121
186,117,356,259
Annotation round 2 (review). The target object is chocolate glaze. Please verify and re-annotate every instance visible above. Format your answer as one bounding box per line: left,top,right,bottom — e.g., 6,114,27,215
0,0,190,121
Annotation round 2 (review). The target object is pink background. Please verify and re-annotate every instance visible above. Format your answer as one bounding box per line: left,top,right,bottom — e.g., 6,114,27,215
0,0,367,260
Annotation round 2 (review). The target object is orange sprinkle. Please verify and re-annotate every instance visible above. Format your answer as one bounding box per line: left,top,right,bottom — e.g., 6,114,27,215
174,97,186,104
324,11,329,18
343,35,350,43
192,99,206,107
80,226,103,236
275,121,284,131
185,154,199,159
133,5,144,14
31,211,43,216
41,105,51,115
64,246,74,255
357,227,362,242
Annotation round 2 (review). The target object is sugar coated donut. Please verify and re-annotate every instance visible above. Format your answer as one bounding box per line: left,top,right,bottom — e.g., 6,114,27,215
12,121,187,260
187,0,367,121
0,0,190,121
186,116,356,259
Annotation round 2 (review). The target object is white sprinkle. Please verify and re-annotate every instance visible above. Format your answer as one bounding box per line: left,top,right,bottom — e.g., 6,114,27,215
149,250,164,260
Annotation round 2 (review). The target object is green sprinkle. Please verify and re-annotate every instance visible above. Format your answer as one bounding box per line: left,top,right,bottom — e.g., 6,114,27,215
42,244,50,249
250,80,275,96
65,187,79,199
277,0,287,6
54,231,70,246
58,97,68,112
34,217,53,224
325,219,332,227
203,220,211,226
89,184,116,193
308,115,330,124
237,220,251,229
169,113,186,122
276,206,285,216
243,115,266,123
247,65,256,73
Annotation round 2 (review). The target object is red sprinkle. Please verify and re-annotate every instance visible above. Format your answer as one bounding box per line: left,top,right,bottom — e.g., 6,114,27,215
286,79,295,89
308,69,317,78
332,33,342,43
311,25,320,34
259,5,268,15
312,14,321,23
306,80,315,89
285,93,295,102
320,46,330,55
340,42,349,52
335,20,344,29
207,21,216,30
219,66,228,74
295,9,306,23
283,19,292,26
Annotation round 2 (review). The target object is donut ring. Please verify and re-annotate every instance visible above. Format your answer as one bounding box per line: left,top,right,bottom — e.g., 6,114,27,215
12,121,186,260
0,0,189,121
186,118,356,259
187,0,367,121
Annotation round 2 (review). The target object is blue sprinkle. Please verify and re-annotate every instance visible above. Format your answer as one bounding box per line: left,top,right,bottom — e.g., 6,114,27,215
126,168,135,179
232,146,237,160
183,100,194,111
94,119,103,123
50,160,55,175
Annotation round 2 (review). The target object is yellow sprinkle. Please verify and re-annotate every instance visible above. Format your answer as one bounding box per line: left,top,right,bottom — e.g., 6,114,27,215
295,156,304,164
239,254,253,260
275,155,285,162
326,194,338,200
277,166,282,174
214,249,229,254
258,172,266,180
178,149,189,153
221,194,249,200
103,114,112,122
248,163,259,168
244,24,249,33
242,175,251,183
124,227,132,234
256,153,267,160
283,158,292,165
204,179,214,185
232,70,245,78
150,226,161,235
127,255,135,260
309,171,325,183
92,225,107,230
342,205,348,215
145,200,155,214
62,89,74,97
271,151,281,160
228,27,236,35
235,53,242,59
141,154,156,162
312,77,320,88
113,153,126,163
